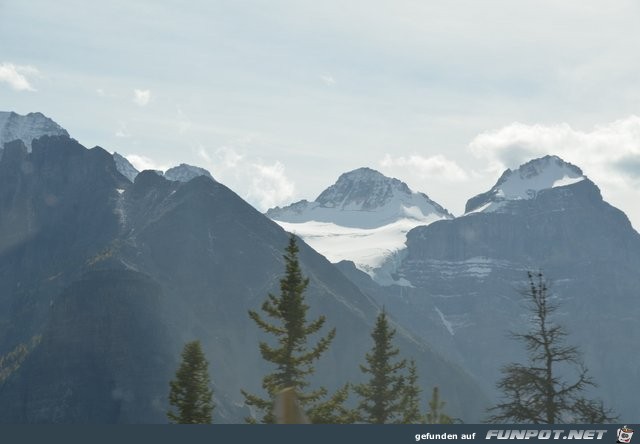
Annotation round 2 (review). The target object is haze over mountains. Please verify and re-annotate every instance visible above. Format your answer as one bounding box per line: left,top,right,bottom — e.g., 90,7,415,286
0,112,486,423
1,110,638,423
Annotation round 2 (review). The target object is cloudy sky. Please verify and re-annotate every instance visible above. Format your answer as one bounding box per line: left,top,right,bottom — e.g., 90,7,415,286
2,0,640,227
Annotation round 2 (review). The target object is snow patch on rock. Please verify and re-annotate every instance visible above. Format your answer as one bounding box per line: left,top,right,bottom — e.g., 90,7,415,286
465,155,585,214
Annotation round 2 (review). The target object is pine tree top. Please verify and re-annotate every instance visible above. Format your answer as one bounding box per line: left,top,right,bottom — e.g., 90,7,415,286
167,340,215,424
355,310,407,424
243,234,339,423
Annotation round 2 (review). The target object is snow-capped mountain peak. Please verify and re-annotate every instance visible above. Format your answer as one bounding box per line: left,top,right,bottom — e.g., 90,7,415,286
164,163,214,183
465,155,586,214
266,167,452,285
316,167,413,210
268,167,451,229
0,111,69,151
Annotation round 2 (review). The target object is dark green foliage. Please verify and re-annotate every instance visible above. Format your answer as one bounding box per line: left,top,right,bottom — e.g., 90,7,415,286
400,359,422,424
242,235,347,423
307,383,359,424
354,310,407,423
425,386,453,424
488,272,616,424
167,340,214,424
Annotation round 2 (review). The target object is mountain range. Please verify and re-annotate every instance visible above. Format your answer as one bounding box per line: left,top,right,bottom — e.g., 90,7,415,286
111,153,215,184
0,112,486,423
271,155,639,421
1,110,637,423
0,111,213,185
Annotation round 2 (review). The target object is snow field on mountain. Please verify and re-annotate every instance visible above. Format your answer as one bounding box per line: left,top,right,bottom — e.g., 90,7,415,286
276,216,442,282
271,198,446,229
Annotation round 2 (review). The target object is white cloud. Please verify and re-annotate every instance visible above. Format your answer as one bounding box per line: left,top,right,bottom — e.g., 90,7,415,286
215,146,244,169
196,145,211,163
125,154,167,172
468,115,640,227
469,116,640,181
0,63,38,91
380,153,468,182
206,146,294,210
320,74,336,86
133,89,151,106
176,107,192,133
115,122,131,138
119,145,294,211
247,161,295,210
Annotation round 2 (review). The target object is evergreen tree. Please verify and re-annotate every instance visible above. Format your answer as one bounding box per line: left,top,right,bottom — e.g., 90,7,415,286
241,235,345,423
400,359,422,424
488,271,616,423
307,383,359,424
354,310,407,424
167,340,214,424
425,386,453,424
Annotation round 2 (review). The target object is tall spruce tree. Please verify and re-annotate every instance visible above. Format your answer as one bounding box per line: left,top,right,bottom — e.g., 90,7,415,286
354,310,407,424
488,271,616,423
400,359,422,424
241,235,346,423
167,340,215,424
425,386,453,424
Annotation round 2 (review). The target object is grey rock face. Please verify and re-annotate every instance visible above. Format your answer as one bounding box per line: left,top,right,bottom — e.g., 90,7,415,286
1,270,174,423
0,111,69,153
316,167,412,210
112,158,214,184
357,166,640,422
112,153,140,182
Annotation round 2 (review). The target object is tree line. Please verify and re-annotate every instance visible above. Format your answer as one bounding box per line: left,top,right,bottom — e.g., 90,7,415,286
166,236,614,424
